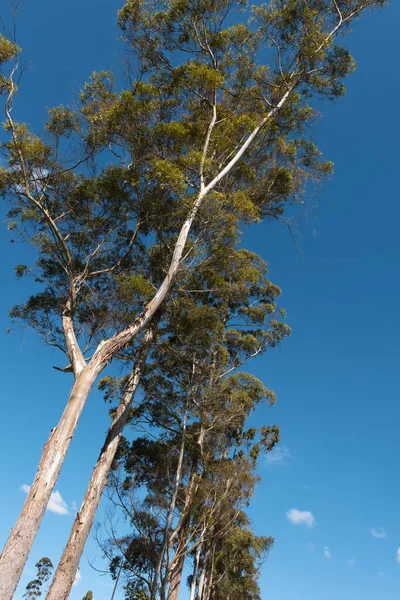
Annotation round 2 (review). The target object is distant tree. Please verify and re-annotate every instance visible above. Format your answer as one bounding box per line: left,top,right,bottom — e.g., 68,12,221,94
200,514,273,600
82,592,93,600
23,557,53,599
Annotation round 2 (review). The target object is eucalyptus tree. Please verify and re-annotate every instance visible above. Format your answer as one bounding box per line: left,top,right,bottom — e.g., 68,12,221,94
50,244,288,597
82,244,284,600
198,513,273,600
101,370,279,600
0,0,385,595
22,558,53,600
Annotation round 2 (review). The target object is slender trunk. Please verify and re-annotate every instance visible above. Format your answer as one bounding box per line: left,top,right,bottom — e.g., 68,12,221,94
204,575,212,600
203,546,215,600
0,365,98,600
0,195,199,597
167,513,190,600
167,450,202,600
110,563,122,600
153,407,188,600
0,177,201,599
47,328,155,600
200,574,208,600
189,542,202,600
196,549,210,600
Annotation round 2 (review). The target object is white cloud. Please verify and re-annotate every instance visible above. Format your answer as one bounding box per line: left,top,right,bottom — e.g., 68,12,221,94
266,446,291,466
21,484,69,515
324,546,331,559
371,527,387,539
286,508,315,528
47,491,69,515
396,548,400,564
378,571,385,577
347,559,356,566
73,570,82,587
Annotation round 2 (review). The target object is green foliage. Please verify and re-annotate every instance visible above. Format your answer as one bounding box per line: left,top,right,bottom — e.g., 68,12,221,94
1,0,370,349
23,557,53,599
45,106,80,138
0,0,386,348
0,35,20,64
14,263,29,278
101,243,287,599
0,1,386,596
210,517,273,600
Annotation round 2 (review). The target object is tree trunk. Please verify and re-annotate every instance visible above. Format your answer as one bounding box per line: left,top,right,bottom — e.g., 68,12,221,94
167,462,201,600
0,365,98,600
203,547,214,600
152,406,188,600
110,563,122,600
47,328,155,600
196,549,211,600
189,542,202,600
167,548,184,600
167,514,190,600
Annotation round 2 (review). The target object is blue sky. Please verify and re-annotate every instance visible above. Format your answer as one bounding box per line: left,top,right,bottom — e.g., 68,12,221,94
0,1,399,599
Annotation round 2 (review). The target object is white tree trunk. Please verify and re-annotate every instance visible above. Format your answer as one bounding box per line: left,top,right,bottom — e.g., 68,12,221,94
152,407,188,600
47,329,154,600
189,543,202,600
0,366,98,600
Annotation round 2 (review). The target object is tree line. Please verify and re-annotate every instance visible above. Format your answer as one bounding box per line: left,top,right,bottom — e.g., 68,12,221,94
0,0,386,598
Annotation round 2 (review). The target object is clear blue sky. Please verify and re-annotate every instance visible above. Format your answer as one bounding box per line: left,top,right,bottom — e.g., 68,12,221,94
0,1,399,599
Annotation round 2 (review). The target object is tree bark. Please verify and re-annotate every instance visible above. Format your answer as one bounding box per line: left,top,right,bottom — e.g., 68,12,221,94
0,365,98,600
167,513,190,600
47,328,155,600
196,549,210,600
167,460,201,600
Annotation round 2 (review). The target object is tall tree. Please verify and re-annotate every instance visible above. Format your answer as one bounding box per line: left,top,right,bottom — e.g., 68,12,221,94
94,248,285,600
0,0,385,595
102,372,278,600
50,243,288,597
